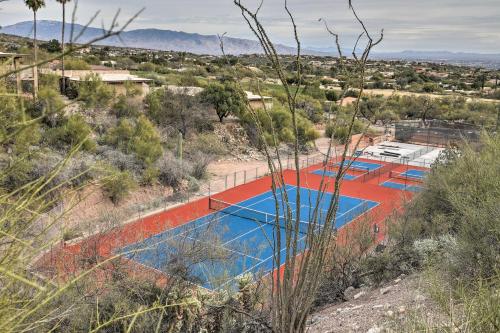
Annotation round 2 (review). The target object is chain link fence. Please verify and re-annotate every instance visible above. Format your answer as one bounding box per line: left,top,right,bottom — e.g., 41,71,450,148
395,120,481,146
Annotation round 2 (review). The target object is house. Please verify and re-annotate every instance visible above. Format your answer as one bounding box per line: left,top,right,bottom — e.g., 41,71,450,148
43,69,152,98
245,91,273,109
68,72,152,97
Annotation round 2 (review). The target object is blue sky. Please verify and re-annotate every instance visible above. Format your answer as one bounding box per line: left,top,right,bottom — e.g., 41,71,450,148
1,0,499,53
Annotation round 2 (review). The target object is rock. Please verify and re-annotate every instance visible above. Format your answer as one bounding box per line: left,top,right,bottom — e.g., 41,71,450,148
344,286,356,299
415,294,426,303
367,326,383,333
380,286,392,295
398,306,406,314
353,291,366,300
394,278,401,283
372,304,384,309
385,310,394,317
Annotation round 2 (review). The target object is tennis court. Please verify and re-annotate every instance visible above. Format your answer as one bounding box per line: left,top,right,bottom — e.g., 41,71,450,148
334,159,382,172
400,169,428,180
119,185,378,290
310,169,358,180
381,181,423,192
311,159,383,180
389,169,428,181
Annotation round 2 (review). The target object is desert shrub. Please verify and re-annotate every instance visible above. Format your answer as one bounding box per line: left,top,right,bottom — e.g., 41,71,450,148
186,175,200,192
141,166,160,185
406,135,500,282
97,146,142,175
30,151,95,191
64,58,91,70
187,133,227,156
302,82,326,100
130,116,164,165
105,116,163,166
155,152,191,188
0,88,41,153
77,73,115,110
45,114,96,151
189,152,213,180
64,152,97,187
31,87,66,127
39,73,61,91
296,95,324,123
179,74,199,87
111,95,140,118
367,134,500,292
138,62,156,72
240,105,319,146
325,119,364,143
0,156,34,192
325,90,339,102
101,167,137,204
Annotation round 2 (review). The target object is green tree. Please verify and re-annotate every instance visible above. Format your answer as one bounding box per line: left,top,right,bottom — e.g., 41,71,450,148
201,82,246,122
40,39,61,53
146,88,212,136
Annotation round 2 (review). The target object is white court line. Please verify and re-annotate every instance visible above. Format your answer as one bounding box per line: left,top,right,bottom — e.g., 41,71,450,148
220,234,308,289
126,185,296,250
126,184,381,289
335,200,369,221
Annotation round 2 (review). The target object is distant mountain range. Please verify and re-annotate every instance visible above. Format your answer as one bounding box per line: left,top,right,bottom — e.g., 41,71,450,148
2,20,499,68
0,20,298,55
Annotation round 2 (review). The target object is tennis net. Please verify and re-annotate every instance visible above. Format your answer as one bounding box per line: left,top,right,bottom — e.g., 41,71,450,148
389,171,425,183
209,198,313,234
327,162,370,174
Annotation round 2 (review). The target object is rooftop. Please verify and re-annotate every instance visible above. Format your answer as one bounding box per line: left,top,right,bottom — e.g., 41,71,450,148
68,73,152,83
245,91,272,101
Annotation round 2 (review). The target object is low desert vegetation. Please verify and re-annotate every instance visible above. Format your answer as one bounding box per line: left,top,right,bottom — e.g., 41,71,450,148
1,0,498,332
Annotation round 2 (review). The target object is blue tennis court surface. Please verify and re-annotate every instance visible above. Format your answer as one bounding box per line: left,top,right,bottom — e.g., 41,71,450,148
334,159,382,171
401,169,428,179
381,181,423,192
119,185,378,290
311,169,358,180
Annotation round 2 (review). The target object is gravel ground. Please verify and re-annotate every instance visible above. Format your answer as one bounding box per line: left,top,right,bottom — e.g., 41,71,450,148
307,273,447,333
